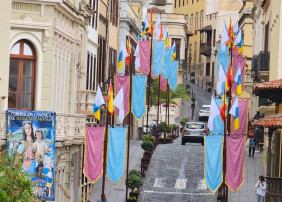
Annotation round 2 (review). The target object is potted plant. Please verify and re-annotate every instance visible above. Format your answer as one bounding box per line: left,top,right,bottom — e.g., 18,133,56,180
190,72,195,83
127,172,142,202
186,84,190,93
141,140,154,159
180,118,187,133
191,97,196,108
206,81,212,92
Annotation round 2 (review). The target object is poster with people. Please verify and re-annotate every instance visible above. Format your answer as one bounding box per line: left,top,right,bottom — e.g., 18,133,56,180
6,110,56,200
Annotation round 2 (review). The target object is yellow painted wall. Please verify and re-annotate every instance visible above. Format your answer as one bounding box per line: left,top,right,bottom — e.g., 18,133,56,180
174,0,205,71
270,0,281,80
0,1,11,98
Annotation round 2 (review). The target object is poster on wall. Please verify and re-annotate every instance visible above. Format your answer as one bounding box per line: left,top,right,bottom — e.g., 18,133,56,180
6,110,56,200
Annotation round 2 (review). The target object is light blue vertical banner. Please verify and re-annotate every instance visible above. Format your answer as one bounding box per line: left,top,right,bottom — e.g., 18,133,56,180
106,126,127,185
204,135,223,193
217,45,230,78
161,48,172,79
168,60,178,91
152,40,165,77
132,75,147,120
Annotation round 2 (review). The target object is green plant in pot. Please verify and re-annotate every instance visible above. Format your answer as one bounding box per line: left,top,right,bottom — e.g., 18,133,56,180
141,140,154,152
142,134,155,143
190,72,195,83
127,171,142,201
158,122,167,133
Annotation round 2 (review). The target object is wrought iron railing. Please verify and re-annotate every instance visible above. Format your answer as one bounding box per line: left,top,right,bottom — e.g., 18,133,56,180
200,43,212,56
258,51,270,71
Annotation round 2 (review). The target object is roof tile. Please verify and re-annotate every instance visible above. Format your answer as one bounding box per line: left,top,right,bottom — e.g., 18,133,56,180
252,113,282,128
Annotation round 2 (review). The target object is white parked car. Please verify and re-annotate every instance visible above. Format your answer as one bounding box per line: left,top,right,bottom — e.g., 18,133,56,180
181,122,207,145
199,105,211,121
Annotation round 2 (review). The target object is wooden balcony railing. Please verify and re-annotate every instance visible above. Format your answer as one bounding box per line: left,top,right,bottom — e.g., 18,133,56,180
265,177,282,201
200,43,212,56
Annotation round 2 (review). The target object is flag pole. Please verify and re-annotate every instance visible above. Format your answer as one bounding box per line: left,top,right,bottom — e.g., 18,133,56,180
157,77,160,124
146,27,153,133
101,102,109,202
222,88,227,202
125,58,132,201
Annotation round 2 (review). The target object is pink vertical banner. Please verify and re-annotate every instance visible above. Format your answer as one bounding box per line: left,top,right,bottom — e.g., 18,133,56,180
115,75,130,117
160,74,167,92
139,40,151,75
83,126,105,183
226,135,245,192
232,55,246,94
231,99,248,135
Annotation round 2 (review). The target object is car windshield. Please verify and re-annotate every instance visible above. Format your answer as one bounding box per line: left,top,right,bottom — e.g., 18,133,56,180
187,124,204,129
202,107,210,111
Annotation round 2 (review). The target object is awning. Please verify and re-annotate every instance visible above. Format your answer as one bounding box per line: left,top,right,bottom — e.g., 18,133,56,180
252,113,282,128
196,25,212,32
252,79,282,103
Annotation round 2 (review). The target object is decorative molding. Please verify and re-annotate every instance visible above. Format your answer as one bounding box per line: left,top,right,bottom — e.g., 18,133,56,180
42,29,50,52
11,14,51,30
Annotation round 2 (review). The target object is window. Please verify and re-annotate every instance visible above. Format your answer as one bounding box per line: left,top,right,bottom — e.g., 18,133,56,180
9,40,36,110
108,47,117,78
179,0,180,7
200,10,203,28
175,0,176,8
110,0,118,26
192,0,194,4
190,14,193,32
98,35,106,86
210,14,211,20
195,12,198,30
183,0,184,6
264,22,269,51
194,42,197,63
86,52,96,90
187,0,188,5
89,0,98,29
206,63,210,76
213,29,216,47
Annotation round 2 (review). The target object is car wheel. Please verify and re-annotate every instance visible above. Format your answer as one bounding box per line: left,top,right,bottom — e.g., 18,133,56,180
199,117,202,121
201,141,204,145
181,139,185,145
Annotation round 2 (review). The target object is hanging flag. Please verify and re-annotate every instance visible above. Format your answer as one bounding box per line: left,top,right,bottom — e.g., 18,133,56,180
154,15,161,40
83,126,105,183
171,42,176,61
126,37,131,66
134,41,140,69
114,87,125,123
225,63,232,92
204,135,223,193
234,65,242,95
159,24,163,40
107,80,114,115
160,74,167,92
132,75,147,120
234,29,242,47
152,40,165,77
115,75,130,117
149,11,153,35
93,85,105,120
220,91,227,121
229,96,239,130
216,63,227,95
208,96,220,131
118,42,129,70
226,135,245,192
163,26,169,47
233,20,239,34
142,15,149,38
139,40,151,75
231,99,248,135
221,21,229,52
162,48,172,79
212,98,225,135
217,46,230,79
227,18,234,48
232,55,245,93
107,126,127,185
168,60,178,91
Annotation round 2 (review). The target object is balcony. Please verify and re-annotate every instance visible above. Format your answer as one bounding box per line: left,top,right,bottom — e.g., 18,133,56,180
200,43,212,56
120,0,142,31
153,0,167,5
0,112,87,147
251,51,270,82
265,177,282,201
77,90,96,115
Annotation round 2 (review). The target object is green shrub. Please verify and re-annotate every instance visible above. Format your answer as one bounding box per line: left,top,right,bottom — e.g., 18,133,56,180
141,140,154,151
170,124,178,131
129,169,141,178
180,118,187,127
190,72,195,77
191,97,196,102
142,134,155,143
128,174,142,192
159,122,167,133
0,150,39,202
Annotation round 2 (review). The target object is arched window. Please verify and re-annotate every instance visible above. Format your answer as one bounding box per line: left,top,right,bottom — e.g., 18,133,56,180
9,40,36,110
